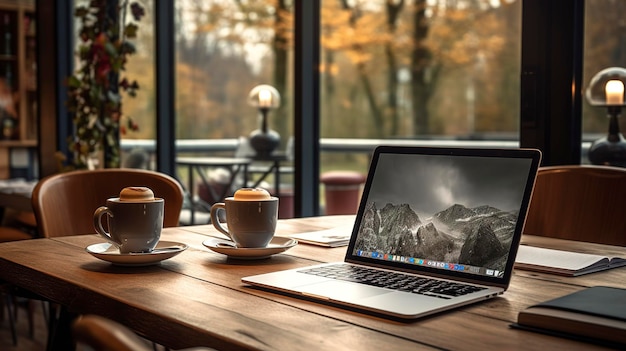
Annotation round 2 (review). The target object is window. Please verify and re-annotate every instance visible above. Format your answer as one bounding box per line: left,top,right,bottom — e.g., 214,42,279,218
170,1,523,214
56,1,590,216
582,0,626,158
318,0,523,212
174,1,295,218
71,0,156,169
175,1,293,145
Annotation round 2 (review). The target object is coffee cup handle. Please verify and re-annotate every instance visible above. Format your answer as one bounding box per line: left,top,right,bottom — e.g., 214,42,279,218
93,206,122,246
210,202,234,241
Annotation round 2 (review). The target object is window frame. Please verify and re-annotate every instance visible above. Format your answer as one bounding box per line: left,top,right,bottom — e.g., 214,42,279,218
42,0,586,216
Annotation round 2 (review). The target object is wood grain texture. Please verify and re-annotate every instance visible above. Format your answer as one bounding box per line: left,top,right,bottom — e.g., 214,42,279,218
1,216,625,350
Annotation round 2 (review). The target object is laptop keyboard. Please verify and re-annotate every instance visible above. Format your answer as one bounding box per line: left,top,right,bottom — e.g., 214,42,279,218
299,264,487,300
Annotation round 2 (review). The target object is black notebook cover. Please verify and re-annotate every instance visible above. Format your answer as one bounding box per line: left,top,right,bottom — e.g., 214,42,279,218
512,286,626,347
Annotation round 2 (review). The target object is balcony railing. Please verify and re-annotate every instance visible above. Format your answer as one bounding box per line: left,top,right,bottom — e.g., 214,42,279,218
122,137,521,154
121,137,593,162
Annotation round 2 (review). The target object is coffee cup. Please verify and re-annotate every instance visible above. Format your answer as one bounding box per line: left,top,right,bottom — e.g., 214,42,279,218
93,187,164,253
210,188,278,248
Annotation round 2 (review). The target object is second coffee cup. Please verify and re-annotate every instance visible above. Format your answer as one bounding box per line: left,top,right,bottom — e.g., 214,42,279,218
210,188,278,248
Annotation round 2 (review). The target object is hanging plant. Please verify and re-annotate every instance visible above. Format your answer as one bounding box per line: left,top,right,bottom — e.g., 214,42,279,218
66,0,144,169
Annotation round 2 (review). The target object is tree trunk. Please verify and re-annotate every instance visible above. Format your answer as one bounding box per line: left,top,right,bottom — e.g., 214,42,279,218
410,0,431,136
272,0,290,147
386,0,405,137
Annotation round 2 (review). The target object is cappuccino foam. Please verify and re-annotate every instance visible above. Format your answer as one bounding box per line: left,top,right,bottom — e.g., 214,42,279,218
119,187,156,201
233,188,271,201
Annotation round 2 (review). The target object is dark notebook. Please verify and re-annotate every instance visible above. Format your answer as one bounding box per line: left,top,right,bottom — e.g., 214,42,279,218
512,286,626,347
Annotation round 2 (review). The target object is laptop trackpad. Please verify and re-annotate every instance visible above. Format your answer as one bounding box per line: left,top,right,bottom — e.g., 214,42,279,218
296,281,391,301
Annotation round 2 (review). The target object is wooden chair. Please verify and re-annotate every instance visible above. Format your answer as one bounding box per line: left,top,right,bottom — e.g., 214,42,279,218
0,208,38,344
32,168,184,238
26,169,184,349
0,227,32,242
73,315,216,351
0,225,37,346
524,165,626,246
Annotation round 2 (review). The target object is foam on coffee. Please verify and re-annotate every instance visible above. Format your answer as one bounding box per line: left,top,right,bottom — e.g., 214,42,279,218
119,187,156,202
233,187,271,201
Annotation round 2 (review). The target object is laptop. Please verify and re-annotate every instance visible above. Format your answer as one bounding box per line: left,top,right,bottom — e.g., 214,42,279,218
243,146,542,319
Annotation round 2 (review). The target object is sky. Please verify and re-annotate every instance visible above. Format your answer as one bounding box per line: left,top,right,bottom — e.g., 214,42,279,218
366,151,534,216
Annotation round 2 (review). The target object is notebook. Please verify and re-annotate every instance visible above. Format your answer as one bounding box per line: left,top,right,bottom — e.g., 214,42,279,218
243,146,542,319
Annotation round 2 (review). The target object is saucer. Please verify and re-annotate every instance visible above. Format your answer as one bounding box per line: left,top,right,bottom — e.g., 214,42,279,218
202,237,297,260
85,241,188,266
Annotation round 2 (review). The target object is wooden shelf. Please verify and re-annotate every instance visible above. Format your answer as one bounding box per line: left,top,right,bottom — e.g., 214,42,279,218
0,1,36,178
0,139,35,147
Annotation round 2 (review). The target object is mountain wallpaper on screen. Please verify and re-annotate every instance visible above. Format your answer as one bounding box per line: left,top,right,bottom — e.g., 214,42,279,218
354,201,518,271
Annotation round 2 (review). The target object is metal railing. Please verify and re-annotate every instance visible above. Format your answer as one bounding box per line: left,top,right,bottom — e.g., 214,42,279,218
121,137,593,162
122,137,521,155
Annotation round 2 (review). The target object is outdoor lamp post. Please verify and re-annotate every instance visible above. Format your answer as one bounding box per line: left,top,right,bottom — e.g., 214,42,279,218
585,67,626,167
247,84,281,159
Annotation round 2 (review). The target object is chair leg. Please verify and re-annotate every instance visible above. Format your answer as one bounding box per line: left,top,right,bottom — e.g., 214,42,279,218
9,295,37,339
27,299,35,338
0,292,4,322
3,293,18,346
46,304,77,351
46,303,60,351
41,300,49,329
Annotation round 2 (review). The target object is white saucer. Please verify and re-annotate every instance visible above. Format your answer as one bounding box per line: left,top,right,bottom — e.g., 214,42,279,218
202,237,297,260
85,241,188,266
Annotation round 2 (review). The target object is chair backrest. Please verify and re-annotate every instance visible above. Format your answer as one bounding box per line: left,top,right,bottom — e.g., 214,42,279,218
524,165,626,246
73,315,154,351
73,315,216,351
32,169,184,238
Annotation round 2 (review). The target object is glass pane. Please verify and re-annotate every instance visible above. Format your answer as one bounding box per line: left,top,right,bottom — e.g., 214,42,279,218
71,0,155,170
120,1,156,170
583,0,626,164
175,1,293,142
319,0,522,213
174,1,294,223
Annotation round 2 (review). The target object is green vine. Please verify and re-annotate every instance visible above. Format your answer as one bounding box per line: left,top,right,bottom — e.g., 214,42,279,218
66,0,144,169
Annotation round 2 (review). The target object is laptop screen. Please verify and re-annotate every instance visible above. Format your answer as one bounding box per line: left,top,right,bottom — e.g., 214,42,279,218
346,146,541,285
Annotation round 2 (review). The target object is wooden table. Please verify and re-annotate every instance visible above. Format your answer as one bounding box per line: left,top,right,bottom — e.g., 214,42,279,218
0,179,35,212
1,215,625,350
